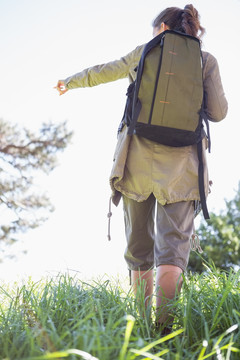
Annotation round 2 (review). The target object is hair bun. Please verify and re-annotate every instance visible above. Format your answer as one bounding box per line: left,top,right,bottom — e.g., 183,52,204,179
184,4,198,18
182,4,205,38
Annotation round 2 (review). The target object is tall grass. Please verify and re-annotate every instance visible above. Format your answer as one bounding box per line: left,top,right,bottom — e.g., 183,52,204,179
0,266,239,360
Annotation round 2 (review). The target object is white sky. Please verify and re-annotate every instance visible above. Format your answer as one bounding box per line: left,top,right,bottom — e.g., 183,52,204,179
0,0,239,282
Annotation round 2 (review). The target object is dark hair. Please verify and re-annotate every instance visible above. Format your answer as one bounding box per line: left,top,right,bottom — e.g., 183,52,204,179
152,4,205,39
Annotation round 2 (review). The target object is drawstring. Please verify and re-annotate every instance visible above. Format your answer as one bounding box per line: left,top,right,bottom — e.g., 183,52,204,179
107,199,131,285
107,197,112,241
190,231,203,253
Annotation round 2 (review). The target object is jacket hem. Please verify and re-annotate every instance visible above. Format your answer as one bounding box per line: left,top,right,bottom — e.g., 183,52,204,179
111,183,202,206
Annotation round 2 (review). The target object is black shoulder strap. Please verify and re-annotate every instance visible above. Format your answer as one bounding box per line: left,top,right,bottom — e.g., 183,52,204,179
197,139,210,220
198,60,211,220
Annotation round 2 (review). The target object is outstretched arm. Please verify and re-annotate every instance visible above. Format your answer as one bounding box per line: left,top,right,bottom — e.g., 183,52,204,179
54,44,144,95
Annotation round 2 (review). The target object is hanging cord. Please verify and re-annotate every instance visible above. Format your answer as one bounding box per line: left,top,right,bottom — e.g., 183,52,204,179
107,197,112,241
191,180,213,253
190,230,203,254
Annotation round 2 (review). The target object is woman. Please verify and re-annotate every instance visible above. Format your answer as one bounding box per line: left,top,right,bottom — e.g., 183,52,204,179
55,5,228,332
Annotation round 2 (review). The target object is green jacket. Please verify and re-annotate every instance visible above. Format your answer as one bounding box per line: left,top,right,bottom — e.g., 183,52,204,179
63,45,228,206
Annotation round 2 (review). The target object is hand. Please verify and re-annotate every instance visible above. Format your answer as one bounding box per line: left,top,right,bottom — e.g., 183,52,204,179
54,80,69,96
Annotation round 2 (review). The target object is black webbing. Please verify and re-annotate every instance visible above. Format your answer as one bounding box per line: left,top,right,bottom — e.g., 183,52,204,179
197,140,210,220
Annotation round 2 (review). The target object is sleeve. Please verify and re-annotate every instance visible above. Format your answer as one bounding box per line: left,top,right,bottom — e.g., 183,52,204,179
63,45,144,89
203,52,228,122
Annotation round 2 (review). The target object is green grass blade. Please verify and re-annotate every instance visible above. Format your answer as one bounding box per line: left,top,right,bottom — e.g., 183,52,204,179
119,315,135,360
129,329,184,359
